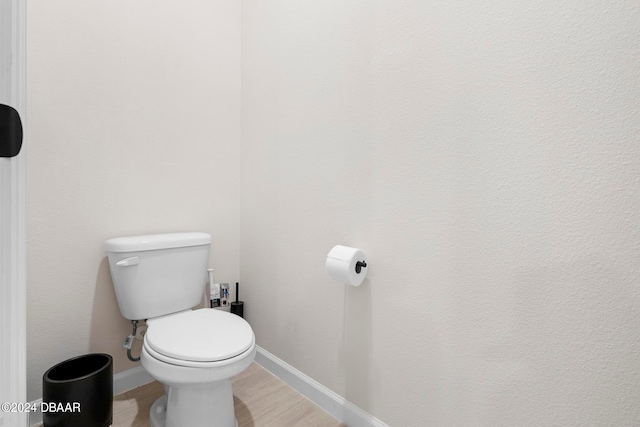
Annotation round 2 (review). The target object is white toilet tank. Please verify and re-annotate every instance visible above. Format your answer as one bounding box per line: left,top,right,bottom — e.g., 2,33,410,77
104,232,211,320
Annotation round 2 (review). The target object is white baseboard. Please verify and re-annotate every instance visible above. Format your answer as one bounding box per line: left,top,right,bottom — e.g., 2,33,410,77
112,365,154,396
28,365,153,427
254,346,389,427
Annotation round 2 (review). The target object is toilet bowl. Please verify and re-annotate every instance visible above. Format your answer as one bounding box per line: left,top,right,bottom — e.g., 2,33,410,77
142,309,255,427
104,232,255,427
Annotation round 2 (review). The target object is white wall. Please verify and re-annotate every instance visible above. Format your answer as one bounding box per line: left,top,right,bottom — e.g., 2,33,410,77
241,1,640,426
25,1,640,425
26,0,241,401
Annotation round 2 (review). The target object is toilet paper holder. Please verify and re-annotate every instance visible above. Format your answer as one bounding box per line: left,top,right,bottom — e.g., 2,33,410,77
326,245,368,286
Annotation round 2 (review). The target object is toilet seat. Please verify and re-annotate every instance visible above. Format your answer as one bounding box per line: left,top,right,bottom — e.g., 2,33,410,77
145,309,254,368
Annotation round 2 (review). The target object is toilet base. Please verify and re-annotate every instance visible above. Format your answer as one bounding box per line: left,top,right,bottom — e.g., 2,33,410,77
148,388,238,427
149,395,167,427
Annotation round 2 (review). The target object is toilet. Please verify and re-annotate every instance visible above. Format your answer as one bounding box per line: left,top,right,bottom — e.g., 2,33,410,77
104,232,255,427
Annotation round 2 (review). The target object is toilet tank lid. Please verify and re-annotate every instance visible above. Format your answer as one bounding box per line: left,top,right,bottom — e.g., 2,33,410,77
104,232,211,253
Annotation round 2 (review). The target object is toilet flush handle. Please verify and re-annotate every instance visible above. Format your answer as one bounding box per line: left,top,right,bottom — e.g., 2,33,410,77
116,256,139,267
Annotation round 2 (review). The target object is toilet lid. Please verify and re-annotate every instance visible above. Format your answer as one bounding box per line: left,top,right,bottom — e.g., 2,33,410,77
145,309,254,362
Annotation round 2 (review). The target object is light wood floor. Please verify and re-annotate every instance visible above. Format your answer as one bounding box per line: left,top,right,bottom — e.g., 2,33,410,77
38,362,344,427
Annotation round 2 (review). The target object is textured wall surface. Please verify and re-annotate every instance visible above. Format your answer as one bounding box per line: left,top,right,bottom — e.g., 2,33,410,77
25,1,640,424
241,1,640,425
26,0,241,400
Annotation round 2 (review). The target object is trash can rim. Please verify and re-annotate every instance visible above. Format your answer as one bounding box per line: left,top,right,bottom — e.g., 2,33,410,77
43,353,112,384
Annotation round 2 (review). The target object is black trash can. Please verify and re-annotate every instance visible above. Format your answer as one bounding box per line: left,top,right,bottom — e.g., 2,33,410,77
42,353,113,427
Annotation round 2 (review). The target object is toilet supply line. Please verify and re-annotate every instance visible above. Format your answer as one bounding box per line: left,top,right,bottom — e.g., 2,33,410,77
123,320,142,362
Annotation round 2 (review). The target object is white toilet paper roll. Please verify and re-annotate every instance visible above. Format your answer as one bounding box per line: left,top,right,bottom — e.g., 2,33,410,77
326,245,368,286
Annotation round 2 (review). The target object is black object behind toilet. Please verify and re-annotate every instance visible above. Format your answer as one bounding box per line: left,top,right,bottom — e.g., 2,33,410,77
230,282,244,318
